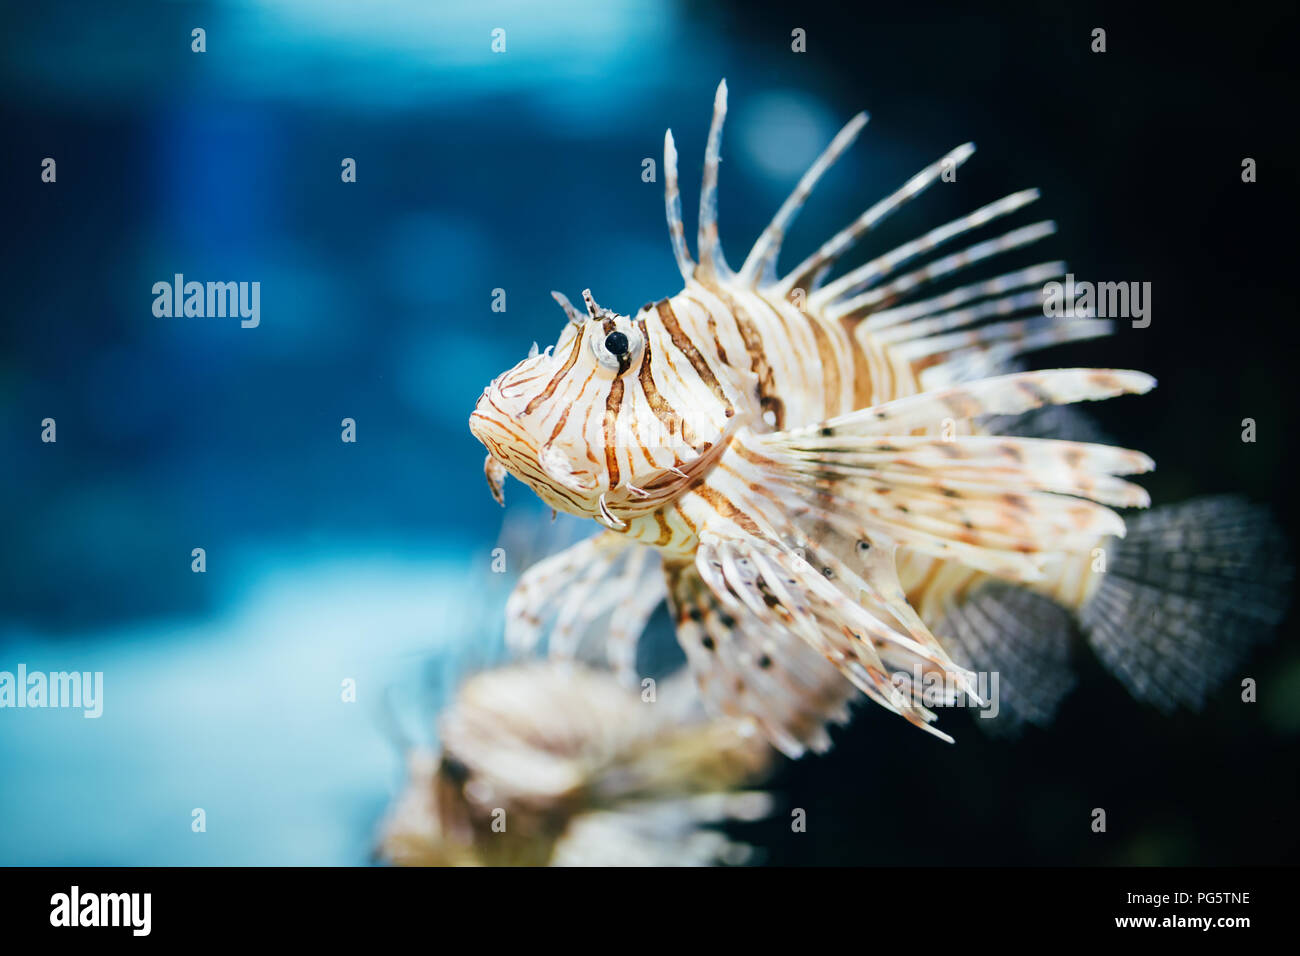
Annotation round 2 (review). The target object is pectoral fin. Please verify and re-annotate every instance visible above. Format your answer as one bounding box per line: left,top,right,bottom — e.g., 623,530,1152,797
674,517,981,753
505,531,663,679
748,368,1156,581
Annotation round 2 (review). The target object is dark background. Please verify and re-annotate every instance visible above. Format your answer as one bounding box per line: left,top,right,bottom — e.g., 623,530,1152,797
719,0,1300,866
1,0,1296,864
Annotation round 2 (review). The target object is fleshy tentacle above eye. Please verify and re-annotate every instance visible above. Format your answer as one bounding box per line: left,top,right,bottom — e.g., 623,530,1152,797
551,290,584,326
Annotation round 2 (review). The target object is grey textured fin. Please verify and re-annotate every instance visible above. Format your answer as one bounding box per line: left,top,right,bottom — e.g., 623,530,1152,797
1079,495,1291,712
934,581,1078,736
982,402,1114,446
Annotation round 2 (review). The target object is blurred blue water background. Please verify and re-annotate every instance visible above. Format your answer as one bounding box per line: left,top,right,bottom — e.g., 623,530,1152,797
0,0,871,865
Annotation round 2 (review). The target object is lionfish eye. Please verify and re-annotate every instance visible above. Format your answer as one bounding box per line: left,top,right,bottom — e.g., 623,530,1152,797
590,323,642,372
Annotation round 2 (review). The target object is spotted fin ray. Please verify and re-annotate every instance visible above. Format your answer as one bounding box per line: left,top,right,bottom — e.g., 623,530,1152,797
746,368,1156,581
665,559,857,758
684,526,975,753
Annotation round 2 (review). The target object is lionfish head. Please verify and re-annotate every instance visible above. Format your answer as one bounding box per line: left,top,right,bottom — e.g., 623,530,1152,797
470,289,733,529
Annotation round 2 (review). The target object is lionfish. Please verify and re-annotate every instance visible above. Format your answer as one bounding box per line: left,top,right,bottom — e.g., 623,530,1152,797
470,81,1287,757
377,661,772,866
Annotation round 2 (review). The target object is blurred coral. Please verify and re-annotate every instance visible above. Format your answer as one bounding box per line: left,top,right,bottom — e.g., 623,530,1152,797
378,661,773,866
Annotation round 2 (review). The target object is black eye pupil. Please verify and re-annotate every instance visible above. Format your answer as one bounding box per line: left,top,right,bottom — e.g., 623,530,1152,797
604,331,629,356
